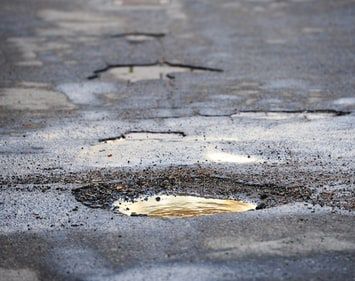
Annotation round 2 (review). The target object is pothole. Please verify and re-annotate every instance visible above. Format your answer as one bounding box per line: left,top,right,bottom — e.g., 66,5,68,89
72,167,317,215
113,195,256,218
111,32,165,43
87,61,223,81
98,131,186,142
114,0,169,6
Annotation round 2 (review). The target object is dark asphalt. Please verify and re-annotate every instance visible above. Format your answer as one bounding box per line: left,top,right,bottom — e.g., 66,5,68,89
0,0,354,280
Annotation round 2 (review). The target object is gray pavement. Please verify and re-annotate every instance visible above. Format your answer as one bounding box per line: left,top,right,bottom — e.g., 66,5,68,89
0,0,354,280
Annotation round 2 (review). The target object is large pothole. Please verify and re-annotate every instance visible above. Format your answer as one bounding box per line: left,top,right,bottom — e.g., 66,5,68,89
72,167,315,216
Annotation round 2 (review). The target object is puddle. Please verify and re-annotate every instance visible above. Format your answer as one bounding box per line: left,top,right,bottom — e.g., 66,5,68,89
206,151,263,164
111,33,165,43
113,195,256,218
88,62,223,81
101,65,192,82
115,0,169,6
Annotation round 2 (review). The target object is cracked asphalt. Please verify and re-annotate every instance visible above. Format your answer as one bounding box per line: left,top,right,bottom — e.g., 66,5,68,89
0,0,354,280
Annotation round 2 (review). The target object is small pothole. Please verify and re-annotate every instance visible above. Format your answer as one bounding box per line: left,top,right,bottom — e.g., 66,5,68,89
113,195,256,218
87,61,223,81
115,0,169,6
110,32,166,43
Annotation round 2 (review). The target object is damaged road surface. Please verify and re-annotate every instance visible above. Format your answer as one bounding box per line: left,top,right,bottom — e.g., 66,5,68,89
0,0,354,280
87,61,223,80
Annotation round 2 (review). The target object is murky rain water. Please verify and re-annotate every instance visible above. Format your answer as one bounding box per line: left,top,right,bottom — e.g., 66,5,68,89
113,195,256,218
101,64,202,82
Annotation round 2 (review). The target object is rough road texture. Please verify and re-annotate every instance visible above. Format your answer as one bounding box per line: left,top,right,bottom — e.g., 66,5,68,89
0,0,354,280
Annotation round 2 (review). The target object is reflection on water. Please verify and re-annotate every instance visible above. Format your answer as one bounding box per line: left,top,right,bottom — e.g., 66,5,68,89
101,64,202,82
115,0,169,6
206,151,263,164
113,195,256,218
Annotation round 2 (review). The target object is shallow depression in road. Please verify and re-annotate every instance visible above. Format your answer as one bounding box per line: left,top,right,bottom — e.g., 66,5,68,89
88,61,223,80
113,195,256,218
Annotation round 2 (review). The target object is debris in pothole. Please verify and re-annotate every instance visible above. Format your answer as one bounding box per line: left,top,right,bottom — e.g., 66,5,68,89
71,167,319,211
113,195,256,218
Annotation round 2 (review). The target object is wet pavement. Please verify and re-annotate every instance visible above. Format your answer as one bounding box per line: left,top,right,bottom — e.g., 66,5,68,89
0,0,354,280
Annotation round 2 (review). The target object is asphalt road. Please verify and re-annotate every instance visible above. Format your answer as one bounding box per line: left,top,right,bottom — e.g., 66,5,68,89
0,0,354,280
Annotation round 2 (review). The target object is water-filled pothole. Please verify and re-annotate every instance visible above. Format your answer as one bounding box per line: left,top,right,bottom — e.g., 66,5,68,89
115,0,169,6
87,61,223,81
113,195,256,218
72,167,318,214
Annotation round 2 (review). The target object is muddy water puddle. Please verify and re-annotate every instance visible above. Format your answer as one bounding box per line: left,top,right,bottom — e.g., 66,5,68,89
88,61,223,80
115,0,169,6
94,65,204,82
113,195,256,218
